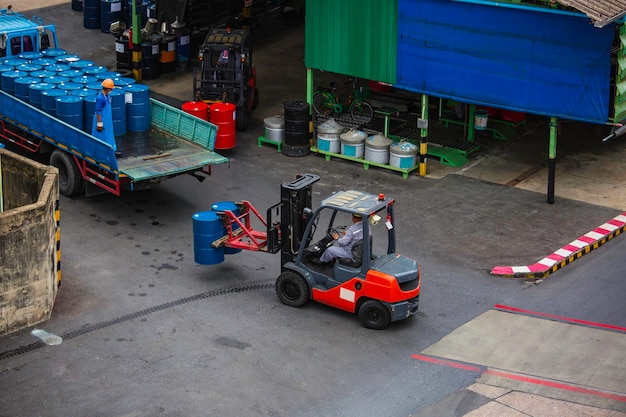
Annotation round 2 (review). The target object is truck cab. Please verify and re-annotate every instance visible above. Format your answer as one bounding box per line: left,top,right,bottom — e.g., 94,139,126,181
0,7,59,58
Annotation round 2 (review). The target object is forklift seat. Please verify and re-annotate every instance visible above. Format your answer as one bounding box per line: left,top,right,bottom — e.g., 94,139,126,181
338,236,373,268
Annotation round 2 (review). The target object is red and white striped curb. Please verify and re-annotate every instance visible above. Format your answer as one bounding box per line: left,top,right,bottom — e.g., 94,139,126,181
491,211,626,278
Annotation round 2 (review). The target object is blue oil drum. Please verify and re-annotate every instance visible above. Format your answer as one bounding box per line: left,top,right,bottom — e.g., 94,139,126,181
71,75,98,84
83,0,101,30
172,19,190,71
71,0,83,11
28,83,55,109
101,0,122,33
31,57,57,67
14,63,41,73
18,51,43,62
57,82,83,94
13,77,38,102
109,89,127,136
0,65,15,75
41,89,67,115
84,65,108,76
69,59,95,70
29,69,56,79
41,48,67,58
192,211,225,265
2,58,24,67
55,95,84,130
211,201,243,255
59,69,85,79
43,75,70,85
70,88,97,98
56,54,81,65
83,94,97,133
46,63,71,73
86,81,104,92
1,70,28,94
96,71,122,80
125,83,151,132
111,76,136,88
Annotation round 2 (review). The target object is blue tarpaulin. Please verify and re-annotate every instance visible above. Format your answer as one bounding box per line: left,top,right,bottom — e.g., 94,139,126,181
397,0,614,123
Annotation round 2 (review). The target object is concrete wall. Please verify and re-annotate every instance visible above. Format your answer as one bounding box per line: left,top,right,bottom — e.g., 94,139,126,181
0,148,60,336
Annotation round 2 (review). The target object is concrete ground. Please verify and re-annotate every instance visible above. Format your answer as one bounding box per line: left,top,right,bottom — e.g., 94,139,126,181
6,2,626,416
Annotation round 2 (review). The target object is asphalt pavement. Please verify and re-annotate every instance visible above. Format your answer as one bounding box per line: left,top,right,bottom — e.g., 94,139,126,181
1,2,625,416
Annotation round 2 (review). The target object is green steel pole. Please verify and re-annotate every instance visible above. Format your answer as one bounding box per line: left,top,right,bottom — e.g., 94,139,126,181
547,117,557,204
419,94,429,176
467,104,475,143
131,0,142,81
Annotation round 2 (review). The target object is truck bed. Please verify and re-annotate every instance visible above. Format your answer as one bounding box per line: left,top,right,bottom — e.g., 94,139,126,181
115,99,227,182
0,91,227,189
116,127,227,181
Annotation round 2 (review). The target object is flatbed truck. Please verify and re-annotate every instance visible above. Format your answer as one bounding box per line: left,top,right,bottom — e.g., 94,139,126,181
0,7,227,197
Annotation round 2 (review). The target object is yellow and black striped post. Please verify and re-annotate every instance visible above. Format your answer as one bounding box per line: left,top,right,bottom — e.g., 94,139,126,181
419,94,429,176
55,199,61,286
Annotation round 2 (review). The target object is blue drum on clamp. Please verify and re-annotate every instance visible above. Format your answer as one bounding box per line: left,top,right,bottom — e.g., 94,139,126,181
192,211,225,265
211,201,243,255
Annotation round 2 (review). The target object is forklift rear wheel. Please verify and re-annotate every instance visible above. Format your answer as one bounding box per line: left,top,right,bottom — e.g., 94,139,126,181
276,271,310,307
251,88,259,110
237,104,249,131
50,150,84,197
358,300,391,330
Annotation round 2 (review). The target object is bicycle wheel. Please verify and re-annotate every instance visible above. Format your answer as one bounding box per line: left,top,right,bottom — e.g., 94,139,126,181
313,91,334,116
350,100,374,124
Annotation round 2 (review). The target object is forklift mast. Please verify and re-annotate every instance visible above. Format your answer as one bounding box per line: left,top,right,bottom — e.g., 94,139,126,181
280,174,320,265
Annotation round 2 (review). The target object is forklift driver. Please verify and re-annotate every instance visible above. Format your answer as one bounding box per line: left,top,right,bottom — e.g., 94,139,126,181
319,213,365,264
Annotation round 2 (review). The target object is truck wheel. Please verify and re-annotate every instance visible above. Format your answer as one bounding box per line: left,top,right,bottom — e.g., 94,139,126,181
236,104,249,131
50,150,84,197
358,300,391,330
275,271,309,307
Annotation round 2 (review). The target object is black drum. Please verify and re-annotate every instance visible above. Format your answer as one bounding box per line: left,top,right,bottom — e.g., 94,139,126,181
282,100,310,157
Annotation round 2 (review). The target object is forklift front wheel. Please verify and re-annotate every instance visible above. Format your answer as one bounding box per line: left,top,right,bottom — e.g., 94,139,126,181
276,271,310,308
358,300,391,330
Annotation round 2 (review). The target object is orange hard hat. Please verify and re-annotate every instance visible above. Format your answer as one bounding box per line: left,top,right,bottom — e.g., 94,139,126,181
101,79,115,89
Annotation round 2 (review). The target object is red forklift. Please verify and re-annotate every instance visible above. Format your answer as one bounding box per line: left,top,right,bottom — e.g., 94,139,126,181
206,174,421,329
193,27,258,131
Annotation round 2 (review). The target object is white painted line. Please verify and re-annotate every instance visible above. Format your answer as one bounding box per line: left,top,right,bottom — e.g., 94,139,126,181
537,257,558,267
586,231,605,240
512,266,531,273
554,248,572,257
568,239,588,249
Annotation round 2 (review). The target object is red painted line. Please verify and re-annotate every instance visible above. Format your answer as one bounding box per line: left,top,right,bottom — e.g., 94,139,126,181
608,219,625,227
484,369,626,403
494,304,626,333
411,354,482,373
412,354,626,403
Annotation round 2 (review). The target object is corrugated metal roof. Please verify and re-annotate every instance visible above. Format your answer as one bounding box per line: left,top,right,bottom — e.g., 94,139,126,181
555,0,626,27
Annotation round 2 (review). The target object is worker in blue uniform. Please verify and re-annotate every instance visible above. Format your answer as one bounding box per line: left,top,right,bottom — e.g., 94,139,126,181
92,78,118,155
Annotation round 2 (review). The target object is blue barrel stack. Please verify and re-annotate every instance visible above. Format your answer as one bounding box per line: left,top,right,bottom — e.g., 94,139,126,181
0,49,154,137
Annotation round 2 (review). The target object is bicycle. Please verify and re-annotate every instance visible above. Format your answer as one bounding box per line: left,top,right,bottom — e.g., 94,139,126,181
312,78,374,124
